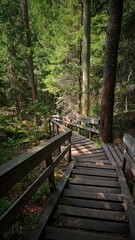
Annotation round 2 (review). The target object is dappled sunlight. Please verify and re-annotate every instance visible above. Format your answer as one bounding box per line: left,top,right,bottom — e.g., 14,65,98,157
95,161,104,165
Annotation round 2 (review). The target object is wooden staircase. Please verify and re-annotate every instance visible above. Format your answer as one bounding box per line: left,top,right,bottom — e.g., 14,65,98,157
42,134,131,240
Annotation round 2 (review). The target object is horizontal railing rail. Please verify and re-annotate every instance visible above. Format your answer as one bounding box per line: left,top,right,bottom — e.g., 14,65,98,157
0,121,72,236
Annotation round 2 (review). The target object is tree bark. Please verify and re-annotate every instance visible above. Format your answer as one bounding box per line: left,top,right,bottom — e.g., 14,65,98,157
82,0,91,116
100,0,124,143
24,0,37,100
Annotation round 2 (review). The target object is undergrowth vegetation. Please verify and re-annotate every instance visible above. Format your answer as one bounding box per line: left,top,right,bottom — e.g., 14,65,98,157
0,108,49,166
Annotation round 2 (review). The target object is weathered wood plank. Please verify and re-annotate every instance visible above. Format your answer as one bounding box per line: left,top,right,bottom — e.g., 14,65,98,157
72,147,104,154
102,143,116,166
123,134,135,157
73,151,106,157
71,174,118,182
28,160,75,240
71,139,91,144
68,184,121,194
61,197,124,211
44,226,130,240
76,155,109,160
117,168,133,209
58,215,129,234
78,118,99,125
128,203,135,240
63,189,123,202
117,168,135,239
75,162,116,170
72,168,117,177
107,144,122,167
75,158,110,164
112,144,124,163
72,141,96,147
56,204,127,221
68,178,120,187
124,151,135,175
75,165,116,173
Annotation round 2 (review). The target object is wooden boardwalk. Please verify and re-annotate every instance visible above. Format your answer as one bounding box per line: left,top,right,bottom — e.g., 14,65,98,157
43,134,131,240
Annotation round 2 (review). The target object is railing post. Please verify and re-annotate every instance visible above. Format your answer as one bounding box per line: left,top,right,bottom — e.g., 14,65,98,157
79,121,81,134
52,122,55,136
57,125,59,135
122,147,127,173
49,119,51,136
46,154,55,194
68,137,72,163
89,131,92,140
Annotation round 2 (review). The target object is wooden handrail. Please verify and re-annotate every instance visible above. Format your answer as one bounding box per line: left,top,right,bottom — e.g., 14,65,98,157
122,134,135,175
123,134,135,157
62,117,100,140
50,115,100,140
0,122,72,235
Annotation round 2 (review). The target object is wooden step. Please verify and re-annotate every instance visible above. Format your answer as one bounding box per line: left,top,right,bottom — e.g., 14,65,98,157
44,226,131,240
56,204,128,222
60,196,124,211
72,168,117,178
63,189,124,202
57,215,129,234
75,162,116,170
71,174,118,181
74,165,116,173
68,178,120,187
68,183,121,194
76,155,109,160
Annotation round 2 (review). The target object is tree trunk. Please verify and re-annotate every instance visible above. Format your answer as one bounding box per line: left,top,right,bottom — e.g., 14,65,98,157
100,0,124,143
78,2,83,114
78,40,82,114
24,0,37,100
82,0,91,116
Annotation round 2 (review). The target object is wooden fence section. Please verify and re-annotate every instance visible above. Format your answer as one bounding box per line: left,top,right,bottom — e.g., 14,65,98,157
51,115,100,140
0,123,72,236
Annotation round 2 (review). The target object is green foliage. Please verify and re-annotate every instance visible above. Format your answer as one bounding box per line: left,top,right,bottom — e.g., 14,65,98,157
89,103,101,118
113,112,135,138
0,198,11,216
115,0,135,113
0,107,49,165
92,135,101,147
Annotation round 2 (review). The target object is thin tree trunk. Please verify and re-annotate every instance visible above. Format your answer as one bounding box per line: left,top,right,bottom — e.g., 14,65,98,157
82,0,91,116
78,2,83,114
100,0,124,143
78,41,82,113
24,0,37,100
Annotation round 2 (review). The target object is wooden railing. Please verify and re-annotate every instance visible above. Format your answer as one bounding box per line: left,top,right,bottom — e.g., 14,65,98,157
0,122,72,236
50,115,100,140
122,134,135,197
120,134,135,239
